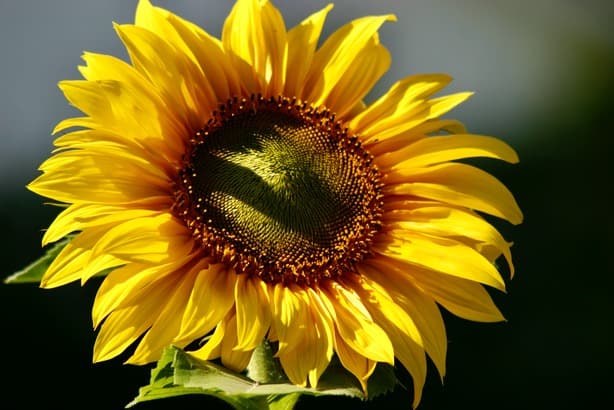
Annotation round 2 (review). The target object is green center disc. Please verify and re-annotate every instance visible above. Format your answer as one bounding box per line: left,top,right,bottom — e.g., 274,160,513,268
176,97,382,285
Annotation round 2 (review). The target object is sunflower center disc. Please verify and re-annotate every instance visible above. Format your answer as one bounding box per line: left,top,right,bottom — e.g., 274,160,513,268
175,96,382,285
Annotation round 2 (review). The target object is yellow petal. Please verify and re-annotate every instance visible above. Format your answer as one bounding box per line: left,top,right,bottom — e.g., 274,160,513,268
52,116,99,134
284,4,333,98
93,275,177,362
56,80,111,124
93,305,153,363
57,78,185,156
234,275,271,351
89,214,193,264
417,273,505,323
369,257,504,322
40,226,116,288
365,119,467,157
133,0,241,100
352,275,426,408
52,139,174,181
127,265,198,364
80,253,124,285
92,252,196,328
190,316,227,361
383,162,523,225
323,281,394,364
175,263,236,344
42,204,161,247
349,74,452,136
271,283,307,356
134,0,219,113
134,0,193,55
114,23,205,131
375,230,505,291
276,287,334,387
405,118,467,136
163,8,242,100
78,53,169,138
358,263,447,379
92,263,152,329
305,288,334,387
40,245,88,288
39,145,168,186
384,205,514,276
304,14,396,108
41,204,90,246
376,134,519,170
28,151,170,205
221,313,253,372
77,51,182,145
324,34,391,119
392,285,446,382
258,0,288,95
360,93,473,146
332,328,376,392
53,129,130,149
222,0,288,95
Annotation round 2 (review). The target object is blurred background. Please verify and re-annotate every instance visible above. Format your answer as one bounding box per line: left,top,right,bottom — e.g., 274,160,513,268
1,0,612,409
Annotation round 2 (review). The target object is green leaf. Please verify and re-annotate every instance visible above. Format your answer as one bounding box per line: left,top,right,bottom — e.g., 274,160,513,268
245,339,287,384
126,348,206,407
267,393,301,410
129,345,400,410
4,237,71,284
366,362,399,399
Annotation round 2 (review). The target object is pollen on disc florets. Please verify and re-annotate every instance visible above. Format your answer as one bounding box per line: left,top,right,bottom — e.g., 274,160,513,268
173,94,383,287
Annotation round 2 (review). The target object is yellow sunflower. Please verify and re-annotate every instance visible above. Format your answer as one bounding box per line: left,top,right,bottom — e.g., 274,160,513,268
28,0,522,407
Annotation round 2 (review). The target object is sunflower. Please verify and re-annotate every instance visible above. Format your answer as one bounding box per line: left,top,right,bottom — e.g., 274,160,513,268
28,0,522,407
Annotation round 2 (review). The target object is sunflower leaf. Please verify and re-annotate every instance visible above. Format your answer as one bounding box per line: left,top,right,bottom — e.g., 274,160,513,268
266,393,302,410
4,237,72,284
129,346,375,409
246,339,288,384
126,347,205,408
366,363,399,399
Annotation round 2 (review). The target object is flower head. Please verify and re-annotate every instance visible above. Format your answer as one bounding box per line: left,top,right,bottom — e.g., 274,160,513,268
28,0,522,406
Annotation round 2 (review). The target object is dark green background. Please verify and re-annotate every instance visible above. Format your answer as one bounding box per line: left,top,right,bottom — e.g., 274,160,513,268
1,1,612,409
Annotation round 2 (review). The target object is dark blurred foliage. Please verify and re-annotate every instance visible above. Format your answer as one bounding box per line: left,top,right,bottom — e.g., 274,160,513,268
1,2,612,410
